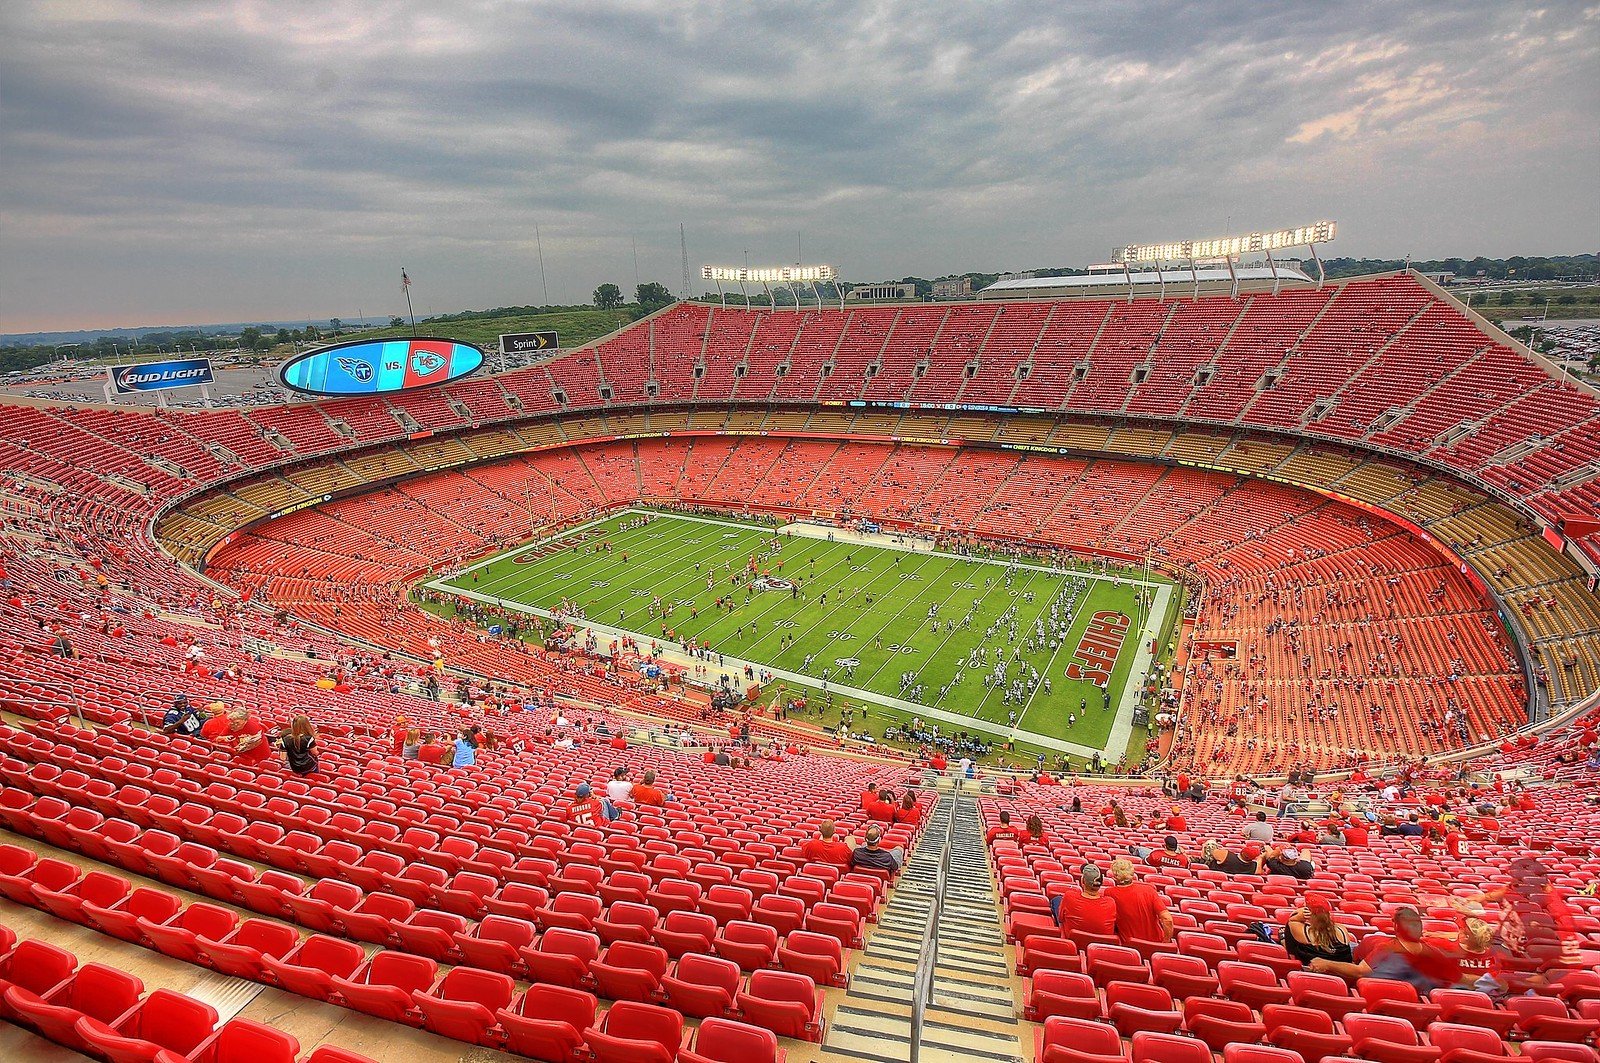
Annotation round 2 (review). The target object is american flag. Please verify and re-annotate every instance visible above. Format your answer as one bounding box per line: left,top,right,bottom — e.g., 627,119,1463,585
401,268,411,292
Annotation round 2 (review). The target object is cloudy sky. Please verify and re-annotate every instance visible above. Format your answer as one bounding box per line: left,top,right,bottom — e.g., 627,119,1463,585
2,1,1596,333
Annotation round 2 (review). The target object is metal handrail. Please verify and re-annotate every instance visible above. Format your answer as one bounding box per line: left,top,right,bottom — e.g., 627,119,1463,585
909,785,959,1063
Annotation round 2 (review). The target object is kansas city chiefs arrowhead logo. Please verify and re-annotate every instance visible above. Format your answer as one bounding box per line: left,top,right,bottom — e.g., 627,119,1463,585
411,350,446,376
336,357,374,382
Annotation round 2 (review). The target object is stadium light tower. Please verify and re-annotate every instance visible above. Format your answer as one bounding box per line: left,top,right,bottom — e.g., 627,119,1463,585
702,263,841,311
1112,221,1337,298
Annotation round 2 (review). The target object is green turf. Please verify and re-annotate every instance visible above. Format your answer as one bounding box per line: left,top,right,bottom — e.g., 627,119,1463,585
435,510,1169,749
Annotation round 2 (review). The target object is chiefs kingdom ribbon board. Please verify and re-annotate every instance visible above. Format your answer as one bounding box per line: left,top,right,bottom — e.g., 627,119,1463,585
279,338,484,396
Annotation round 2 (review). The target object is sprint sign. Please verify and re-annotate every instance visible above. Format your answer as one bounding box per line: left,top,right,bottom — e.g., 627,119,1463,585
1065,610,1130,687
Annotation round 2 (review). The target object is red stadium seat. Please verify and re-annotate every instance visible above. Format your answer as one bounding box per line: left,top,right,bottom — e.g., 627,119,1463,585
521,927,601,990
5,961,144,1053
735,969,823,1042
681,1017,785,1063
412,966,516,1045
453,913,537,977
74,988,218,1063
329,951,437,1024
585,1000,685,1063
1038,1014,1129,1063
591,940,670,1003
775,929,846,987
662,952,742,1019
194,918,299,980
260,935,366,1001
496,983,597,1061
713,919,778,971
189,1018,300,1063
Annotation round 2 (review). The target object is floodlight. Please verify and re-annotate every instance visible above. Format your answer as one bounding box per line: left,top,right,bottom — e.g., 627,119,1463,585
1114,222,1336,264
701,264,837,283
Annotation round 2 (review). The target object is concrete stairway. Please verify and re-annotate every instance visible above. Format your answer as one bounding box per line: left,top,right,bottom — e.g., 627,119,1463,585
820,784,1025,1063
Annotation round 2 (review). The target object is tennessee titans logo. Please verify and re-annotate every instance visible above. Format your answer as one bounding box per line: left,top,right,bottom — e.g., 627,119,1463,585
336,357,374,382
411,350,446,376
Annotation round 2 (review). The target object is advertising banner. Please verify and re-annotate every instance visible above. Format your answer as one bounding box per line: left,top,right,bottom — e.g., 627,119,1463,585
108,357,215,394
499,331,559,356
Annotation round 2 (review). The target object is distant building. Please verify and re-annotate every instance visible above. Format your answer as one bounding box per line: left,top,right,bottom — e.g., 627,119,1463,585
1417,271,1457,285
847,283,917,302
932,276,974,300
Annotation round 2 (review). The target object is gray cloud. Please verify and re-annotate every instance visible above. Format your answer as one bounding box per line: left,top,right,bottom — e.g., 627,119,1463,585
1,0,1596,331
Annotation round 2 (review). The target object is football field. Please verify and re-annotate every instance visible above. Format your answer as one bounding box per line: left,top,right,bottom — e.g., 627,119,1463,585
429,510,1174,755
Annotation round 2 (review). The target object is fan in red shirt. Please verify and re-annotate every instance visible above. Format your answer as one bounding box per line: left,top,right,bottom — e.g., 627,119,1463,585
1051,864,1117,936
1107,859,1173,943
564,783,602,827
985,810,1021,844
1164,805,1188,832
201,707,271,765
632,770,666,806
860,782,880,810
892,793,923,826
389,715,408,757
799,820,854,867
417,731,447,764
865,789,898,823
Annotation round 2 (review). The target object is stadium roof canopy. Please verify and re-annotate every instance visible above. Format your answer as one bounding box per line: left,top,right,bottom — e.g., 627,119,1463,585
979,264,1313,299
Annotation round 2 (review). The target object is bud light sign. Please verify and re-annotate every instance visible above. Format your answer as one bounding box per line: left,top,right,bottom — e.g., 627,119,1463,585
108,357,215,394
278,337,484,396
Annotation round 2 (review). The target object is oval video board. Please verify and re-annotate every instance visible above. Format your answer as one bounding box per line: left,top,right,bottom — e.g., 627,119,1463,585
279,337,484,396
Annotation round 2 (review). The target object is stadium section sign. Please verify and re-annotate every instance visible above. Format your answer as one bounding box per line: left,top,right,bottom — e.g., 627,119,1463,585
279,337,483,396
108,357,215,394
499,331,559,356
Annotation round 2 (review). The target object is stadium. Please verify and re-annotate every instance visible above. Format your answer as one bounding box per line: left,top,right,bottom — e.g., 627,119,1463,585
3,249,1600,1063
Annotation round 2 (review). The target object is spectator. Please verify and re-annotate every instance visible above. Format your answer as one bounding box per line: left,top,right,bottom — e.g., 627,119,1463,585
1470,856,1580,993
1454,917,1497,989
1164,805,1188,832
417,730,446,765
1242,811,1274,844
1316,822,1347,847
1257,844,1315,880
603,767,633,821
1340,817,1370,847
401,728,421,760
1349,907,1460,991
565,783,601,827
389,715,408,757
161,693,201,737
1130,835,1192,870
1022,813,1046,845
202,707,270,764
866,788,897,822
632,769,666,806
1283,892,1354,969
848,826,903,872
1107,858,1172,942
1051,863,1117,936
861,782,879,810
894,792,923,826
1276,781,1297,819
800,819,854,866
1200,840,1256,875
281,714,318,776
451,727,477,769
986,809,1020,844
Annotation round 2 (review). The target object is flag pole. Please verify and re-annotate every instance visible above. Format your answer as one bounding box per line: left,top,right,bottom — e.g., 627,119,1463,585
402,268,417,336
